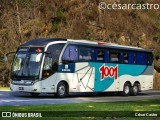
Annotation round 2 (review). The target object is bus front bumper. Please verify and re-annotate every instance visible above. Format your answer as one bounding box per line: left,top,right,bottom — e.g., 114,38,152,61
10,82,41,93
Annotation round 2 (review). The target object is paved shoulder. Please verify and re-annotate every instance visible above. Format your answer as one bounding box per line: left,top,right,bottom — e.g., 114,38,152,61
0,90,160,106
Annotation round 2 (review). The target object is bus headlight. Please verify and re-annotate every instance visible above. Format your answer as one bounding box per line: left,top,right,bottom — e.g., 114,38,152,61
12,80,25,84
24,80,33,85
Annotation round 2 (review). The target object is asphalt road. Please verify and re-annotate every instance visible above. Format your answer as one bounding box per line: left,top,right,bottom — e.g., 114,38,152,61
0,90,160,106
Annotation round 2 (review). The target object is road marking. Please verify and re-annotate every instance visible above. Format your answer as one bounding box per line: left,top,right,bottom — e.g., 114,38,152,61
0,91,160,106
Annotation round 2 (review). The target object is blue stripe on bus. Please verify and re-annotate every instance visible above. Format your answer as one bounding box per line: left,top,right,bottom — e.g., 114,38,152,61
58,63,75,73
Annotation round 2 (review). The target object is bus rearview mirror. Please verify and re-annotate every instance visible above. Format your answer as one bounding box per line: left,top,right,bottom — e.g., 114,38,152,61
2,52,16,62
3,56,8,62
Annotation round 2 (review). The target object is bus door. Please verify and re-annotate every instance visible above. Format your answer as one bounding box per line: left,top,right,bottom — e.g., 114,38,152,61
62,45,79,92
41,43,65,92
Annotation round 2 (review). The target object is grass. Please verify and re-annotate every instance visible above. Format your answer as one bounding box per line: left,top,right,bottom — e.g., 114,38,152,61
0,117,158,120
0,99,159,119
0,99,160,111
0,87,10,91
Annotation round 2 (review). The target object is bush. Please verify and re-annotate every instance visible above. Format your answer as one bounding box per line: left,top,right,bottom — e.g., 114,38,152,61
50,6,66,32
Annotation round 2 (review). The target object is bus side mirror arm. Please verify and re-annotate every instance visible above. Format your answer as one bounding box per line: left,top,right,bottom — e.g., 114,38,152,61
2,52,16,62
44,52,51,54
3,56,8,62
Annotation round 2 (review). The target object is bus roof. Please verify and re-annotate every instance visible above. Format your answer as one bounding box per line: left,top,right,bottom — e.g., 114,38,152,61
20,38,152,52
67,39,152,52
20,38,67,47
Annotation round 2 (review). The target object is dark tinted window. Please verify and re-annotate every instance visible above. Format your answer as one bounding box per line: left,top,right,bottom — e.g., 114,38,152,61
62,45,78,62
123,51,129,64
42,43,65,79
47,43,65,61
104,49,109,63
110,49,120,63
79,46,94,61
136,52,147,65
128,51,135,64
148,53,153,65
95,48,104,62
42,54,53,79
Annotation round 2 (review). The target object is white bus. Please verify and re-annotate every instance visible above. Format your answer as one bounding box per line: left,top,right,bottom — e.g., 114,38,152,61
10,38,154,97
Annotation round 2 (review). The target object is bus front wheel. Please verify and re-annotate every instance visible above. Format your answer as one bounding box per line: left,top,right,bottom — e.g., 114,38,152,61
122,83,131,96
56,82,67,98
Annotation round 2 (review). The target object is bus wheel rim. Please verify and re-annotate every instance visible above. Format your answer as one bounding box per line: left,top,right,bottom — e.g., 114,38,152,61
133,86,138,93
58,85,65,96
125,86,129,94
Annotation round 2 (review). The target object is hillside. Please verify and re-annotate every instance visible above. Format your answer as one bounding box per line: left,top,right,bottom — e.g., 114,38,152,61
0,0,160,88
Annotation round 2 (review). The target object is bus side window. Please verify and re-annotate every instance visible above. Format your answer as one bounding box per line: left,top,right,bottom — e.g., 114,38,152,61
43,43,65,78
95,48,104,62
143,53,147,65
42,55,53,79
123,51,129,64
110,49,120,63
148,53,153,65
79,46,94,62
136,52,140,64
62,45,78,62
136,52,147,65
104,49,109,63
128,51,135,64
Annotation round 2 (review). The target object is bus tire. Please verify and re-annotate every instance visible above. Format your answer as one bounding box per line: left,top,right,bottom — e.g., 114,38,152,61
56,82,67,98
122,82,130,96
30,93,40,97
131,83,139,96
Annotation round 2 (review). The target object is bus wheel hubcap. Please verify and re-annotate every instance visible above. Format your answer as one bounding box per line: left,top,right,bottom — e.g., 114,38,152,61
59,85,65,96
125,86,129,94
133,86,138,93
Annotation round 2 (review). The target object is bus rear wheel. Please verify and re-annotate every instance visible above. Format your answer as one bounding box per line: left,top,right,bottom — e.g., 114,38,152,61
131,83,139,96
122,83,131,96
30,93,40,97
56,82,67,98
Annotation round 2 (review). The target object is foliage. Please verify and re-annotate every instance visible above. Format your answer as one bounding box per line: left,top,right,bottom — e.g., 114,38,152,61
0,0,160,87
51,6,66,32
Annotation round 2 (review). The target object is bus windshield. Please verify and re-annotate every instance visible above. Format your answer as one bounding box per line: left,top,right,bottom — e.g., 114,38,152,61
11,47,44,79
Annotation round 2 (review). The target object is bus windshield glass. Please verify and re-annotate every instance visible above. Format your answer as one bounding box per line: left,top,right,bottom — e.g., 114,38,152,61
11,47,44,79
